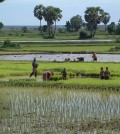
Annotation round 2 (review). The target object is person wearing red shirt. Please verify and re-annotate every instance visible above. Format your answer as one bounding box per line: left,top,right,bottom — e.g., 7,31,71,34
43,71,54,80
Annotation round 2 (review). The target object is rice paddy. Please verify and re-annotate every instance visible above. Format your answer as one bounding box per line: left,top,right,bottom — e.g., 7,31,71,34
0,87,120,134
1,24,120,134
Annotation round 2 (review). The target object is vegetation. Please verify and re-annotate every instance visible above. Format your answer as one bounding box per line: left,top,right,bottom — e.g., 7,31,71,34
0,41,120,54
70,15,83,32
0,22,4,30
84,7,110,38
34,4,45,31
34,4,62,38
1,40,20,48
0,0,5,2
0,1,120,133
0,87,120,133
0,61,120,88
102,12,110,32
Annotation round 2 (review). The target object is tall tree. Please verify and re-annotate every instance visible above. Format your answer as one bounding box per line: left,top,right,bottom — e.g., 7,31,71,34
0,0,5,2
43,6,62,38
53,7,62,35
84,7,104,38
107,22,116,34
65,21,71,32
70,15,83,32
116,19,120,35
34,4,45,31
0,22,4,30
102,12,110,32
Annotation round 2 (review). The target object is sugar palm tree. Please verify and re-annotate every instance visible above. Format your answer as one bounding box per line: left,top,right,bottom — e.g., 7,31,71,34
102,12,110,32
34,4,45,31
0,0,5,2
53,7,62,35
84,7,104,38
43,6,62,38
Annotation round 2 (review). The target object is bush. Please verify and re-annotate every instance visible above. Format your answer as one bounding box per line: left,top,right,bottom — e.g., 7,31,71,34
109,46,120,52
2,40,20,48
79,30,89,39
116,38,120,43
3,40,11,47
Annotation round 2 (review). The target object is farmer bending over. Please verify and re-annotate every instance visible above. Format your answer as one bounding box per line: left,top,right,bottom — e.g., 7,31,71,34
43,71,54,80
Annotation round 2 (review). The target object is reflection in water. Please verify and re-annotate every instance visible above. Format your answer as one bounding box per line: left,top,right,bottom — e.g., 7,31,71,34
0,53,120,62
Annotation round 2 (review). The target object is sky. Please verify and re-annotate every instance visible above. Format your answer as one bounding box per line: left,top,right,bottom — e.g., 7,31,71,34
0,0,120,26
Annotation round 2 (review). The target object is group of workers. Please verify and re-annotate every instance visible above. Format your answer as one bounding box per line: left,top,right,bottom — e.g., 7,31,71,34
30,57,110,80
29,58,67,80
100,67,110,80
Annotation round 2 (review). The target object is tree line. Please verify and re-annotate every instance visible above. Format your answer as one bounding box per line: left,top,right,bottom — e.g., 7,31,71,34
1,1,120,39
33,5,120,38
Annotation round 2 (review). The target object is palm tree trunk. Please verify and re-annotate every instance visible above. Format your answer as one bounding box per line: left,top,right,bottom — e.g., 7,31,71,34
54,21,56,36
39,20,42,32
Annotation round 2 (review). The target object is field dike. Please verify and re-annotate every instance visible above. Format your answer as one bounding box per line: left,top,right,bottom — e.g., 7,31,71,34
0,81,120,91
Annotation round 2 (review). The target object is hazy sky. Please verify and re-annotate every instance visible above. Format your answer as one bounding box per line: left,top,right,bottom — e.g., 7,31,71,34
0,0,120,26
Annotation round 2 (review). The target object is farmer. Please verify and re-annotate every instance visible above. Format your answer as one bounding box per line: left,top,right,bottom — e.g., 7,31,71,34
104,67,110,80
100,67,104,79
43,71,54,80
30,58,39,77
92,52,97,61
62,68,67,80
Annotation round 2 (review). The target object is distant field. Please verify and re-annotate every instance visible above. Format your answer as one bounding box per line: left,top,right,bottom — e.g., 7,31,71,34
0,42,120,54
0,29,120,54
1,29,120,41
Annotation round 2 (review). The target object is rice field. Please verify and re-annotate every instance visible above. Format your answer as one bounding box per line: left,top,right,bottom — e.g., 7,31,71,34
0,87,120,134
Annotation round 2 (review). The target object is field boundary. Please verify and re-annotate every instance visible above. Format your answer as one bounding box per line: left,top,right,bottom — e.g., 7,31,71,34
0,39,115,43
0,81,120,91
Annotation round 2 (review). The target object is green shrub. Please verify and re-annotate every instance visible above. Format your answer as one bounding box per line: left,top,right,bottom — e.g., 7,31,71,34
116,38,120,43
109,46,120,52
3,40,11,47
2,40,20,48
79,30,89,39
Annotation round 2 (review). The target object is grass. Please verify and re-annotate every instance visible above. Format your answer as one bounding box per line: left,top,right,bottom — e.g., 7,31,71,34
1,17,120,134
0,42,120,54
0,61,120,88
60,77,120,87
0,61,120,76
1,29,120,41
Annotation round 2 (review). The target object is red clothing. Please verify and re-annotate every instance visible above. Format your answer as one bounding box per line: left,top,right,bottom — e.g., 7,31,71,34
43,71,53,80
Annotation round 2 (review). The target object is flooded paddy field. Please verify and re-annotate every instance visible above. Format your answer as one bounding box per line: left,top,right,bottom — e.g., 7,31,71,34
0,87,120,134
0,53,120,62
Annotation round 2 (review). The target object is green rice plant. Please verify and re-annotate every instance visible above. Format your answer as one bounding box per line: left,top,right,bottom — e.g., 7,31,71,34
9,78,36,82
0,82,120,134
